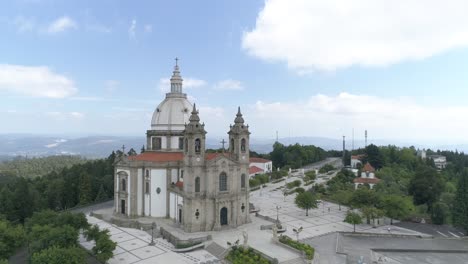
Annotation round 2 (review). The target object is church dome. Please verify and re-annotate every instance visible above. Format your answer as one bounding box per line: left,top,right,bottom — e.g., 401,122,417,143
150,60,192,131
151,94,192,131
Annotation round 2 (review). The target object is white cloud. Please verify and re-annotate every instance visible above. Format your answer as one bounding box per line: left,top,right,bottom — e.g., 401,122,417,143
144,24,152,33
45,111,84,120
213,79,244,91
0,64,77,98
158,77,207,92
246,92,468,142
243,0,468,72
47,16,77,34
128,19,136,39
13,16,35,32
104,80,119,92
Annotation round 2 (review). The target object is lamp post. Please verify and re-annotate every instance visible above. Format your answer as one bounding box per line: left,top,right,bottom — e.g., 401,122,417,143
149,222,156,246
275,205,281,228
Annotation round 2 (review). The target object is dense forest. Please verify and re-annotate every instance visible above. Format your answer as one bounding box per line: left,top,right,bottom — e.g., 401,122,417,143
0,152,117,224
0,155,87,178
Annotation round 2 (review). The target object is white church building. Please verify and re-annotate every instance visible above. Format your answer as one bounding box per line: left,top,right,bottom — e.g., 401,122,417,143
114,62,251,232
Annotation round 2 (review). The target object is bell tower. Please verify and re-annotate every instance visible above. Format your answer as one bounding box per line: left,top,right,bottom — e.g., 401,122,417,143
183,104,206,167
228,107,250,165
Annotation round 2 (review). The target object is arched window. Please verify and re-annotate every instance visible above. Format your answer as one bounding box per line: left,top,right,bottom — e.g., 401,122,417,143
219,172,227,191
121,178,126,192
230,138,235,153
195,138,201,153
241,174,246,188
184,138,188,153
241,138,246,152
195,177,200,193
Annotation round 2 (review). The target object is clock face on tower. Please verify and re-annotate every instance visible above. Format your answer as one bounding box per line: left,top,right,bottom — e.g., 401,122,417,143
196,157,201,162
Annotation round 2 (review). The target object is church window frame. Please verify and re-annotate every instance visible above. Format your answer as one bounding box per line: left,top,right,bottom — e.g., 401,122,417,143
195,177,200,193
219,172,228,192
241,138,246,152
121,178,126,192
241,173,246,189
152,137,162,150
195,138,201,153
178,137,184,150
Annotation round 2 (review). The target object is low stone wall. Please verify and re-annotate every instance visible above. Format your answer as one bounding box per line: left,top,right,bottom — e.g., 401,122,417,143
256,212,277,224
159,226,211,247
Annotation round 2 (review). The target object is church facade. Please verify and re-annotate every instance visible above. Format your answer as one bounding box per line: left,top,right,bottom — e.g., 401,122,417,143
114,62,251,232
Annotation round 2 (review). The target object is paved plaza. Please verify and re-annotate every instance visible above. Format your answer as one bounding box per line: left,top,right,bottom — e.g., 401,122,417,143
79,216,219,264
86,174,428,264
251,177,424,240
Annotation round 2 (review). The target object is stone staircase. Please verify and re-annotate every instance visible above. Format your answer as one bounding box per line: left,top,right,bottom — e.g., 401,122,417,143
205,242,228,259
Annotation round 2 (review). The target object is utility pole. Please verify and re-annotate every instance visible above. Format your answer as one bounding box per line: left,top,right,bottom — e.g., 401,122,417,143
342,135,346,167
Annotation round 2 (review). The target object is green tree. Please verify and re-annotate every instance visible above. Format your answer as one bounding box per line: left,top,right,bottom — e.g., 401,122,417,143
29,225,79,254
453,169,468,232
409,166,443,212
431,202,449,225
344,211,362,232
350,188,379,208
364,144,384,169
127,148,137,156
0,219,26,260
295,191,318,216
12,177,34,223
331,190,352,211
380,195,414,224
361,206,383,226
95,184,108,202
78,172,92,205
31,246,86,264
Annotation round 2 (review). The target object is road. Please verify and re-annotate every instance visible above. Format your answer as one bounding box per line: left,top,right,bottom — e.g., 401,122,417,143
395,222,466,238
300,157,343,172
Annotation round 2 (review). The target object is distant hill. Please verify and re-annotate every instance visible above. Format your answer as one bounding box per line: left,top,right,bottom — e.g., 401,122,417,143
0,134,466,158
0,155,87,178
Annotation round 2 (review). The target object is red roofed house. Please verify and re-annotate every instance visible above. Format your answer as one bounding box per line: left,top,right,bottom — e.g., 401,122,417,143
114,62,251,232
249,157,273,178
353,162,380,189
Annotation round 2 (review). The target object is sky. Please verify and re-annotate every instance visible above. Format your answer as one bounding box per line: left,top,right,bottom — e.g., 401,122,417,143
2,0,468,145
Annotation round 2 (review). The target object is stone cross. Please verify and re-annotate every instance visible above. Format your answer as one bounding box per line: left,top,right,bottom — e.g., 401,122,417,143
220,139,226,151
175,57,179,66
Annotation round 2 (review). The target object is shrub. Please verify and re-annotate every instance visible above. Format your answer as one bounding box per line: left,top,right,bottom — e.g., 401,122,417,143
295,187,305,193
279,235,314,260
286,180,301,189
226,246,271,264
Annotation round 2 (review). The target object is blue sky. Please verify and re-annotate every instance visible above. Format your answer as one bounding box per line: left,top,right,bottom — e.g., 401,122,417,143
1,0,468,144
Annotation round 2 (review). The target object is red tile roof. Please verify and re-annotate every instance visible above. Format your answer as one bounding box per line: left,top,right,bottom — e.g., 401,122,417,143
362,162,375,172
249,166,264,175
128,152,184,162
249,157,271,163
354,177,380,184
175,181,184,189
205,152,231,160
351,154,365,160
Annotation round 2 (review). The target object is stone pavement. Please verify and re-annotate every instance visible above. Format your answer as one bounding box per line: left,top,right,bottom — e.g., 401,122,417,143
80,216,219,264
251,178,424,240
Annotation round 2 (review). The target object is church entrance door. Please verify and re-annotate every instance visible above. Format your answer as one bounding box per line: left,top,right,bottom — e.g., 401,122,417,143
220,207,228,226
178,209,182,224
121,200,125,215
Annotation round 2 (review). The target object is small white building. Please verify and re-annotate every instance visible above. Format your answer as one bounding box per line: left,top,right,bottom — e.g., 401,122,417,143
351,154,365,169
248,157,273,178
353,162,380,189
428,155,447,170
